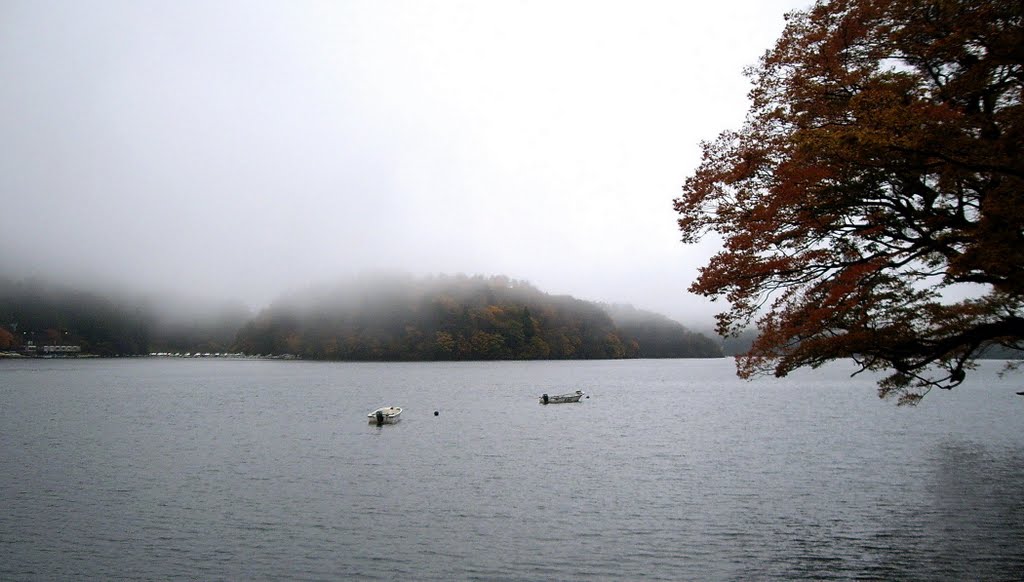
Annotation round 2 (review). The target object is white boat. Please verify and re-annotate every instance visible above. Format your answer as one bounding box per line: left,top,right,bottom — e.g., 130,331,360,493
368,406,402,425
539,390,584,404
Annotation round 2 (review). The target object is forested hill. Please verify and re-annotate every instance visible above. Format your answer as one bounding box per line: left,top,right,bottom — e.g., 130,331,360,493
602,303,723,359
0,275,723,359
0,277,250,356
233,274,723,360
0,278,153,356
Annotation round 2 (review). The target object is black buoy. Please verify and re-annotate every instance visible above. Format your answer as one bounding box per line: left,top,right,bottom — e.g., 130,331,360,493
434,410,439,416
542,393,549,405
375,410,385,426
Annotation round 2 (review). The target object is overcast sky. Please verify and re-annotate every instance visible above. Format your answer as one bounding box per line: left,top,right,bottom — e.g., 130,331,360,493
1,0,807,326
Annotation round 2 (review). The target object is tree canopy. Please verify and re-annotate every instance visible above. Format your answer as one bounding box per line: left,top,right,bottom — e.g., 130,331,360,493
674,0,1023,403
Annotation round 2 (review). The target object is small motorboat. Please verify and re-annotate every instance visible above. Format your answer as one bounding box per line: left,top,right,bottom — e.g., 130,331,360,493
539,390,584,404
368,406,403,425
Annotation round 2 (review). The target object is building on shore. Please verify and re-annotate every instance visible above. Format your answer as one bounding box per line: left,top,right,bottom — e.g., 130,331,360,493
42,345,82,354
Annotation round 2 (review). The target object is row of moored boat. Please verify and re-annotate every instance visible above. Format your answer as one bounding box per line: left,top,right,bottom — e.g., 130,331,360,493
368,390,586,426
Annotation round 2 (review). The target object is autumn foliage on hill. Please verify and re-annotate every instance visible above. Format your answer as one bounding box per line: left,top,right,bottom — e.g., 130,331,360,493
233,274,722,361
0,275,721,360
0,326,15,350
675,0,1023,403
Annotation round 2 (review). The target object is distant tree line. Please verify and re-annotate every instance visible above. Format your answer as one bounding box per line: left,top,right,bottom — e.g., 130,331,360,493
0,274,723,360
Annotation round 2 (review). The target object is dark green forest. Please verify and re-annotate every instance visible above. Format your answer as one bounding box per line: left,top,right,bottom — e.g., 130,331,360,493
0,275,723,360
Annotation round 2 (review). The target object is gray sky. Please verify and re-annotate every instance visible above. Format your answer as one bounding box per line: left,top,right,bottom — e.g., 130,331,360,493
1,0,806,326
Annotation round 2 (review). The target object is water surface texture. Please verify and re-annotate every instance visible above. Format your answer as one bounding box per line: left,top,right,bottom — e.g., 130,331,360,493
2,358,1022,580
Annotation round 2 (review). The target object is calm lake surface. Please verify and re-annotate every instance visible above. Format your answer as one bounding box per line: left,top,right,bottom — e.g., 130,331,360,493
1,358,1022,581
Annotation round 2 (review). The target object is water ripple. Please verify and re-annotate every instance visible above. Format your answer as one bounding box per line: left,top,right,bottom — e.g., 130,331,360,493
1,358,1023,580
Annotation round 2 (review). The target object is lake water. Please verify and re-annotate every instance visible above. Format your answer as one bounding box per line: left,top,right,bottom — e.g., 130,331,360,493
1,358,1022,581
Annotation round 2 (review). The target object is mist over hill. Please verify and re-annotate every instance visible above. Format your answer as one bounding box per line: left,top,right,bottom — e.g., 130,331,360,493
233,274,723,360
0,277,251,356
602,303,722,358
0,274,723,360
